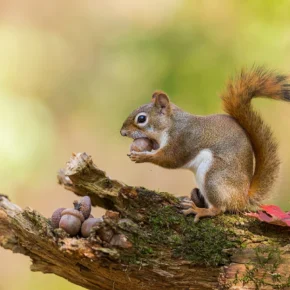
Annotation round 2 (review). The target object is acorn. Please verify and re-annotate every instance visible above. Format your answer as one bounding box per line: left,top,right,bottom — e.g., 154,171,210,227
130,138,153,152
79,196,92,219
59,208,85,236
51,208,66,229
73,196,91,220
81,217,103,238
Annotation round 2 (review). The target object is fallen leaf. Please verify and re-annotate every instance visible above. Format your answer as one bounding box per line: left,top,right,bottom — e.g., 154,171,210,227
245,204,290,227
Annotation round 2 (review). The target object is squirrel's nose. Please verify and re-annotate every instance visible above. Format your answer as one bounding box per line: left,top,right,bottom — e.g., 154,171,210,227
120,129,127,136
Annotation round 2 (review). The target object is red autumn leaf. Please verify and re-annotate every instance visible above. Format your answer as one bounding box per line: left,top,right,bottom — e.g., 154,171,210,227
260,205,289,219
245,204,290,227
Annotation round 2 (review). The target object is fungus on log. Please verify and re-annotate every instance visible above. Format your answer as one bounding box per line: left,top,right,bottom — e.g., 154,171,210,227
0,153,290,290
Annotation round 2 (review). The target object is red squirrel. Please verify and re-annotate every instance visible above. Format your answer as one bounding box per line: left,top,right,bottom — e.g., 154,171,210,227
120,67,289,222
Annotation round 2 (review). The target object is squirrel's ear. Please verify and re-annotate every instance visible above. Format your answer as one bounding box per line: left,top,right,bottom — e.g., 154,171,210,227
152,91,171,114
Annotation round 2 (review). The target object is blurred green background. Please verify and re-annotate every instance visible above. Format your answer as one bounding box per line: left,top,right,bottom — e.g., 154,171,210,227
1,0,290,289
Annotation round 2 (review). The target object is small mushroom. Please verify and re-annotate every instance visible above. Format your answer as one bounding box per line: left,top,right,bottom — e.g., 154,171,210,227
79,196,92,219
59,208,84,236
81,217,103,238
51,208,66,229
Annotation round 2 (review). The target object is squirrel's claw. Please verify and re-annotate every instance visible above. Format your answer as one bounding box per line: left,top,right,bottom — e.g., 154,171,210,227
127,151,139,163
181,203,222,223
128,151,151,163
180,201,194,209
181,205,198,215
180,201,201,222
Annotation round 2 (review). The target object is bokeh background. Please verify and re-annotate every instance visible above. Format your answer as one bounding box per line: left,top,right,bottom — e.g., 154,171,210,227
1,0,290,289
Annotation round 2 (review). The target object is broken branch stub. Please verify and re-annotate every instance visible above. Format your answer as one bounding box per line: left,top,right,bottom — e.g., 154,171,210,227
58,152,178,221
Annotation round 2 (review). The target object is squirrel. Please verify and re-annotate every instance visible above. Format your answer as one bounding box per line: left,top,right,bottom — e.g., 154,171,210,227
120,66,290,222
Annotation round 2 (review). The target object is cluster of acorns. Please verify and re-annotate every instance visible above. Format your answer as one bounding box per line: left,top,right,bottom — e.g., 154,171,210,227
51,196,103,238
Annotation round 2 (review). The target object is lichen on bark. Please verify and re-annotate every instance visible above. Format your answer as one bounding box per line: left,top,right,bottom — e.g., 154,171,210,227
0,152,290,290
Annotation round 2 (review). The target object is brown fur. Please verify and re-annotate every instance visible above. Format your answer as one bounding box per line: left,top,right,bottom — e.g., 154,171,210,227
221,66,290,205
121,67,290,220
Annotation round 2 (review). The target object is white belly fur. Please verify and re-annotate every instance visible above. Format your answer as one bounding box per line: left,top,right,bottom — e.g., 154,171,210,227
183,149,214,205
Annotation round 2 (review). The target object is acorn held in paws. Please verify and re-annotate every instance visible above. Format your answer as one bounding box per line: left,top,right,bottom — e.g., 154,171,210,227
130,138,153,152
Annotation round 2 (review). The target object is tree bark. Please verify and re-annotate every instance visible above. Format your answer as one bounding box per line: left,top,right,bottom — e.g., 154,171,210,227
0,152,290,290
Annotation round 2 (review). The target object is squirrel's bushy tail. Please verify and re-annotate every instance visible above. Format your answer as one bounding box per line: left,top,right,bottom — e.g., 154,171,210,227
221,66,290,205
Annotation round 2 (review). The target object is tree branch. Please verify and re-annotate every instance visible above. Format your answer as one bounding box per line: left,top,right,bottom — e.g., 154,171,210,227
1,152,290,290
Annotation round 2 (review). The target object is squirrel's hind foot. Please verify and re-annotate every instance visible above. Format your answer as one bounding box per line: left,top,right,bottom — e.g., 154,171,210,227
180,200,221,223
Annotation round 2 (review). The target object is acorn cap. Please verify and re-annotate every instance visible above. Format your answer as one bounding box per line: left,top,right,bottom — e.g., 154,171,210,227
79,196,91,219
61,208,85,222
51,208,66,229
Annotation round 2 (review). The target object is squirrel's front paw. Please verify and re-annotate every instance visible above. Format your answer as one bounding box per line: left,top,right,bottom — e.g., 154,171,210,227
127,151,150,163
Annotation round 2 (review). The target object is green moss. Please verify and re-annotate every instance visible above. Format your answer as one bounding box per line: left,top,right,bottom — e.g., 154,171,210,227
121,232,155,264
233,244,290,289
255,245,282,269
136,187,178,206
23,209,49,231
98,178,113,189
158,191,179,203
120,188,288,271
121,202,240,266
148,205,238,266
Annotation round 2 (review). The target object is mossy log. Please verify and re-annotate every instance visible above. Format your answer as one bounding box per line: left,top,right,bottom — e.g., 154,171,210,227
0,153,290,290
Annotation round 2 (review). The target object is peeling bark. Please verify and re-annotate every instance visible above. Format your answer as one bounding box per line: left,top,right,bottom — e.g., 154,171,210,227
0,152,290,290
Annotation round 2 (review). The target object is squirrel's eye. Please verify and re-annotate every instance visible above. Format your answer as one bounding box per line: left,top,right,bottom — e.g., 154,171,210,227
137,115,147,124
135,113,148,126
